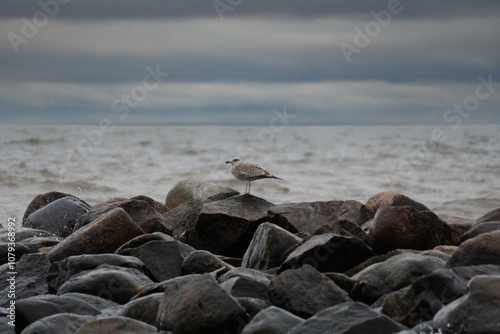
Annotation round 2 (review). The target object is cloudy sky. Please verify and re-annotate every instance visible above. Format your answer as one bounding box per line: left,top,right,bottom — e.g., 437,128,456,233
1,0,499,125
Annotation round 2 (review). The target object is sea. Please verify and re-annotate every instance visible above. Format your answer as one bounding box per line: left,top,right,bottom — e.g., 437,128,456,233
1,125,499,227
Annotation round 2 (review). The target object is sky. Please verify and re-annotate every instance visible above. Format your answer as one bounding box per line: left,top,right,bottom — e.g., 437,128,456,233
1,0,500,126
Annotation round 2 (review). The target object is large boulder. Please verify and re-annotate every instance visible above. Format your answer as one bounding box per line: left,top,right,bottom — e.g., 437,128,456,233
241,306,304,334
48,208,145,262
23,196,91,238
365,191,430,212
432,275,500,334
267,200,374,234
268,265,351,318
242,222,301,270
446,230,500,268
279,233,375,273
367,206,452,254
188,194,275,257
57,264,153,304
351,253,446,304
288,301,408,334
165,179,239,209
157,274,248,333
22,191,75,223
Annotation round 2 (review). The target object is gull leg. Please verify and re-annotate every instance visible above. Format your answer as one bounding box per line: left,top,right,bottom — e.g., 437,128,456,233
248,181,251,194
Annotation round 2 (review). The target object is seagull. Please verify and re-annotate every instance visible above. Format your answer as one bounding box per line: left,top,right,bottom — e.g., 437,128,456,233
225,157,283,194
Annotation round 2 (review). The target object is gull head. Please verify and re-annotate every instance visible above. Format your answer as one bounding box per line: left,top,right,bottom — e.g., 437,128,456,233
225,157,241,165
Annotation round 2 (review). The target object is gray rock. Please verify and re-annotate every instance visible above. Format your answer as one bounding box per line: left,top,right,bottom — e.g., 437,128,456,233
242,306,304,334
313,219,368,242
459,221,500,244
157,274,248,333
474,206,500,226
23,196,91,238
119,293,163,327
0,242,31,264
18,237,61,253
268,265,351,318
279,233,375,273
288,301,408,334
115,232,175,254
22,191,76,223
61,292,120,311
182,249,232,275
165,179,239,209
242,222,301,270
351,253,445,304
74,316,158,334
446,230,500,268
21,313,95,334
0,227,57,242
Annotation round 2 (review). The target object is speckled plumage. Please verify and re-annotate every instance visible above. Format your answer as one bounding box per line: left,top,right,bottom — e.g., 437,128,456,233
225,157,283,194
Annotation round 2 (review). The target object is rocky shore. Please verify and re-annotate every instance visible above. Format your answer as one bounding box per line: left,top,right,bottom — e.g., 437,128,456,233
1,180,500,334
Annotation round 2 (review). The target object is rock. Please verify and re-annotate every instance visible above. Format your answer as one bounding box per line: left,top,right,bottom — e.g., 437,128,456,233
134,274,201,299
288,301,408,334
279,233,375,273
221,275,270,303
242,222,302,271
23,196,91,238
48,208,145,262
18,237,61,253
15,295,100,332
241,306,304,334
218,268,273,285
438,214,474,245
0,242,31,264
119,293,163,327
47,253,149,292
475,206,500,225
75,199,171,234
446,230,500,268
432,275,500,334
115,232,175,254
130,194,170,214
235,297,270,319
157,273,249,333
21,313,96,334
382,265,500,327
163,199,205,238
312,219,368,242
351,253,446,304
74,316,158,334
188,194,275,257
165,179,239,209
0,253,51,307
367,206,452,254
459,221,500,244
119,240,195,281
22,191,75,223
267,200,374,235
182,249,232,275
0,227,55,242
62,292,120,311
365,191,430,212
268,265,351,318
57,264,153,304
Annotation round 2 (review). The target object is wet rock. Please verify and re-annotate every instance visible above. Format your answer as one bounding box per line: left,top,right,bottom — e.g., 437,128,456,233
312,219,368,241
242,222,301,271
288,301,408,334
48,207,145,262
62,292,120,311
279,233,375,273
367,206,452,254
119,293,163,327
432,275,500,334
134,274,201,300
268,265,351,318
0,253,50,307
382,264,500,327
157,273,248,333
459,221,500,244
19,237,61,253
217,268,273,285
221,275,270,303
75,199,171,234
47,253,148,292
446,230,500,268
182,249,232,275
242,306,304,334
267,200,374,235
0,242,31,264
119,239,195,281
365,191,430,212
21,313,96,334
22,191,75,223
163,199,205,238
115,232,175,254
15,295,100,332
74,316,158,334
351,253,445,304
165,179,239,209
23,196,91,238
475,206,500,225
57,264,153,304
188,194,274,257
235,297,270,319
0,227,55,242
131,194,170,214
438,214,474,245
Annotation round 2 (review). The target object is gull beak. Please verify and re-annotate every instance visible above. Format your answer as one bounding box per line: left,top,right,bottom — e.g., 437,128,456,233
225,161,231,164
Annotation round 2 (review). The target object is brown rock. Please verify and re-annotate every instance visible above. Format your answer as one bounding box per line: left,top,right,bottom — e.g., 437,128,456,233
22,191,74,223
131,195,170,214
365,191,430,213
446,230,500,268
475,206,500,226
367,206,452,254
438,214,474,245
49,208,145,262
459,221,500,244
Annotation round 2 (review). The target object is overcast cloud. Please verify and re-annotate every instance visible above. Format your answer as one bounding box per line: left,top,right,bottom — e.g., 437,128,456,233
1,0,499,125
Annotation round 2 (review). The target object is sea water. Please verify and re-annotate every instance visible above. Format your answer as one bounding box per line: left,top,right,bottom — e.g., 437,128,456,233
1,125,499,225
